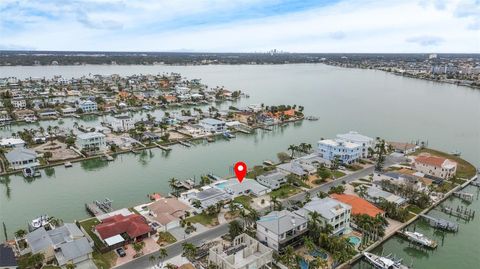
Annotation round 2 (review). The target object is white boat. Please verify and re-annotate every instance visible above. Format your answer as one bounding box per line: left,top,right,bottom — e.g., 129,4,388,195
403,231,437,248
64,161,73,168
24,116,38,123
23,167,41,178
363,252,410,269
28,215,50,231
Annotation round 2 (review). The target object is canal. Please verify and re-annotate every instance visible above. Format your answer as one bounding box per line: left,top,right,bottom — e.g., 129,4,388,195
1,64,479,268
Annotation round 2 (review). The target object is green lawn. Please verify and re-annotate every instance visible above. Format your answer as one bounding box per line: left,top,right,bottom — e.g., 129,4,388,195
407,204,423,214
233,195,253,209
78,218,106,249
332,170,346,178
93,250,117,269
406,212,417,221
412,148,476,179
42,266,61,269
157,231,177,245
270,185,302,199
186,213,219,226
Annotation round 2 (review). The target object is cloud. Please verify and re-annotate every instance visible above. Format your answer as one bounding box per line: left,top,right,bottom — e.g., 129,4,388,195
328,31,346,40
406,35,444,46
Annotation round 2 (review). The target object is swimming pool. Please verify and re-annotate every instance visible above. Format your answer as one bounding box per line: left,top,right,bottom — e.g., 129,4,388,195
299,258,308,269
348,235,361,246
214,181,229,190
310,249,329,259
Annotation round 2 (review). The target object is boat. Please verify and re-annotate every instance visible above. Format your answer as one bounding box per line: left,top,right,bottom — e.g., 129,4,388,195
305,116,319,121
24,116,38,123
64,161,73,168
207,137,215,143
23,167,41,178
223,131,236,139
363,252,411,269
450,150,461,156
403,231,437,248
28,215,51,231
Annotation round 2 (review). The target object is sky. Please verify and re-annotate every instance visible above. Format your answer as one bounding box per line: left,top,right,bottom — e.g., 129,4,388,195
0,0,479,52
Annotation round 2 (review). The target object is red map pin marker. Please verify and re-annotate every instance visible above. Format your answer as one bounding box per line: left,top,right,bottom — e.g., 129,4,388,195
234,162,247,183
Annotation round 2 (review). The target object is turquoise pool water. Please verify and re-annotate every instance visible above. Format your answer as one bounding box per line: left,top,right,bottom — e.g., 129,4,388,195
310,249,329,259
299,258,308,269
214,181,229,190
348,235,361,246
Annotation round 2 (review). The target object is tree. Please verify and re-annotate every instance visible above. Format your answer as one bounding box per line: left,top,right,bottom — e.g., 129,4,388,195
149,255,156,267
304,236,315,252
14,229,27,238
65,263,77,269
288,144,297,158
331,155,341,171
182,242,197,260
169,178,179,196
132,241,145,256
192,199,202,209
328,185,345,194
374,139,386,171
43,151,53,162
158,248,168,267
277,152,290,163
229,220,244,239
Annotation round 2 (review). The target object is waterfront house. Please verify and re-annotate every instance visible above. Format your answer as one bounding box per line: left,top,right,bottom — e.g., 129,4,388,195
11,97,26,109
413,156,457,179
5,148,39,169
208,233,273,269
12,109,35,121
0,244,17,269
23,223,93,267
75,132,106,152
180,187,232,210
256,169,288,190
0,110,12,124
331,194,385,218
256,210,308,251
387,141,418,154
337,131,374,158
147,197,191,231
222,178,271,197
277,159,316,177
373,171,428,193
364,186,407,206
199,118,226,133
0,138,25,148
95,214,153,248
61,107,77,116
37,108,58,118
111,115,134,132
295,197,351,235
317,138,361,164
78,100,97,113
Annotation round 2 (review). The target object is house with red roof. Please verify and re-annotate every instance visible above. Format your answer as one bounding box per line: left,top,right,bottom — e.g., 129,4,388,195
95,214,153,248
413,155,457,179
331,194,384,218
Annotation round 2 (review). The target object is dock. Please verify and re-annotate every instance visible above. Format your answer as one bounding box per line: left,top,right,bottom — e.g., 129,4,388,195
103,153,114,161
420,214,459,232
453,191,474,202
397,230,438,249
207,173,223,182
173,179,195,190
153,142,172,151
178,140,193,147
470,180,480,187
85,198,113,216
441,205,475,221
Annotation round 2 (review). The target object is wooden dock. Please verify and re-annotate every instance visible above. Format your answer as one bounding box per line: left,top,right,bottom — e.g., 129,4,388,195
178,140,193,147
85,198,113,216
441,205,475,221
153,142,172,151
453,191,474,202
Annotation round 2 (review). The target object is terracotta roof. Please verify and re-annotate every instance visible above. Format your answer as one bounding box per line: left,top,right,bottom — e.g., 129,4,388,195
148,198,191,225
96,214,151,240
415,156,447,167
331,194,384,217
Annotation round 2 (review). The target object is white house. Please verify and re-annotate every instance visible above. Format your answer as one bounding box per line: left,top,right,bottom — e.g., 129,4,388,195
11,98,27,109
111,115,134,132
78,100,98,113
317,138,361,164
199,118,226,133
76,132,106,152
0,138,25,148
413,156,457,179
256,210,308,251
256,169,288,190
336,131,374,158
5,148,39,169
295,197,351,235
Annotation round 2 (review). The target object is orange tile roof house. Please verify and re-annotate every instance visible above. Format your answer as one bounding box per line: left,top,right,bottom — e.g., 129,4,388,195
95,214,152,243
147,198,191,231
413,156,457,179
331,194,384,218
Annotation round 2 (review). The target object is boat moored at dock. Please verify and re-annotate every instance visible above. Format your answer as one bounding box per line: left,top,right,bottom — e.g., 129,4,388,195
363,252,411,269
399,231,437,249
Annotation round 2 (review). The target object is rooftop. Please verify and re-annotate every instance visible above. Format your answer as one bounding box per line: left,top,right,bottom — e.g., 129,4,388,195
331,193,384,217
298,197,351,219
318,138,360,149
96,214,152,240
337,131,373,142
77,132,106,140
257,210,307,235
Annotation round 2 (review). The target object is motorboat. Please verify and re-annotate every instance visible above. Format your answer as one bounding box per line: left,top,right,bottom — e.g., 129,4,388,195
363,252,410,269
403,231,437,248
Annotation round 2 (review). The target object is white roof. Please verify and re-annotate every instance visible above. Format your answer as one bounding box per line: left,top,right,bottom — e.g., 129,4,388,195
104,235,124,246
318,138,360,149
77,132,105,140
337,131,373,143
0,138,25,146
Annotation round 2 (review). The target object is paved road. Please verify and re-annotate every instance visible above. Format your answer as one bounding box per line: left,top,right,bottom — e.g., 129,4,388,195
116,154,405,269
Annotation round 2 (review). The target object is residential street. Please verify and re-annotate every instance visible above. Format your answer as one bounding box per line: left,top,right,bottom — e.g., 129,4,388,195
115,154,405,269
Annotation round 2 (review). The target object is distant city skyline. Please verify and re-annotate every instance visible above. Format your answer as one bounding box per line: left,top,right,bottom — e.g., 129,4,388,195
0,0,479,53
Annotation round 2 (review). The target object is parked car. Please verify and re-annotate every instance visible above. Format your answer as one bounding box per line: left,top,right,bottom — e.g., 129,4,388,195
116,247,126,257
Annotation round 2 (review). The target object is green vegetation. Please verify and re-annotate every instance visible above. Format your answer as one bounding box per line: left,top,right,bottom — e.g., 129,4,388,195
412,148,476,179
332,170,346,178
157,232,177,245
233,195,253,209
92,250,117,269
433,181,455,193
378,199,410,222
269,184,301,199
286,174,311,189
246,165,275,178
78,218,105,249
328,185,345,194
186,213,218,226
228,220,244,239
407,204,423,214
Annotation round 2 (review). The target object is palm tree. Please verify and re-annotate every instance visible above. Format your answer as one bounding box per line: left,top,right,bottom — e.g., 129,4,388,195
246,208,259,228
168,177,179,196
310,257,328,269
288,144,297,158
132,241,145,256
304,237,315,252
149,255,156,267
65,263,76,269
182,242,197,260
192,199,202,209
14,229,27,239
158,248,168,267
